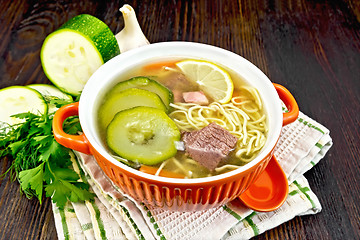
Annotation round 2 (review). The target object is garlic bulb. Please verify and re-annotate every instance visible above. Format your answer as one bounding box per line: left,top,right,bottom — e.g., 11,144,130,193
116,4,150,52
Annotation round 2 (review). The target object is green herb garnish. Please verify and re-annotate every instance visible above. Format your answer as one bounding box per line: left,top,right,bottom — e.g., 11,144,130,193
0,100,94,208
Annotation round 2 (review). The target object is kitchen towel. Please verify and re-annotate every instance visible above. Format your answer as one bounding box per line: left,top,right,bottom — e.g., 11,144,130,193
52,111,332,240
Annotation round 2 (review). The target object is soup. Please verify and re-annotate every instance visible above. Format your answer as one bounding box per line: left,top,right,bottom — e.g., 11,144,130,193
97,59,267,178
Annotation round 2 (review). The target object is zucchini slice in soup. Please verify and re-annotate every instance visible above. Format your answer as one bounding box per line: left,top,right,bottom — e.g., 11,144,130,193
107,106,180,165
98,88,167,131
107,77,173,112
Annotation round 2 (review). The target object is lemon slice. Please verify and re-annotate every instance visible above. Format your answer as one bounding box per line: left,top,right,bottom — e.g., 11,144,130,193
175,60,234,103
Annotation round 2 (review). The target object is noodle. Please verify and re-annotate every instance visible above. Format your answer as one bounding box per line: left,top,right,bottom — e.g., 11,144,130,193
169,86,267,169
214,164,240,173
155,160,167,176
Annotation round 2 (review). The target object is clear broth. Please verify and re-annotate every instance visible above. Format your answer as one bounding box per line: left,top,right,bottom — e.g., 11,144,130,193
97,58,267,178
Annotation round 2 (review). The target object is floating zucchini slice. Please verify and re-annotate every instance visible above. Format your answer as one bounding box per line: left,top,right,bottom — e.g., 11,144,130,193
107,77,173,111
98,88,167,131
107,106,180,165
41,14,120,96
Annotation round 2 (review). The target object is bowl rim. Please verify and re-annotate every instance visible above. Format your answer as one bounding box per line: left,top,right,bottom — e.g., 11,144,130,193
79,41,283,184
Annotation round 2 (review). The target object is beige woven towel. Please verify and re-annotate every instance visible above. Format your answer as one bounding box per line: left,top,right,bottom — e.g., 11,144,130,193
52,111,332,240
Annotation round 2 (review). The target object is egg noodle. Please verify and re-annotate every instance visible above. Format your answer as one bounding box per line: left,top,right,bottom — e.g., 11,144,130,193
157,86,268,178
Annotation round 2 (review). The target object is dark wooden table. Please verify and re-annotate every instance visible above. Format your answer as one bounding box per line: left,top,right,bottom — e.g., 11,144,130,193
1,0,359,239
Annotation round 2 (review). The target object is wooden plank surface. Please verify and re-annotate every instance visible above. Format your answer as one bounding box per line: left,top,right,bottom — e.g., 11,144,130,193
0,0,359,239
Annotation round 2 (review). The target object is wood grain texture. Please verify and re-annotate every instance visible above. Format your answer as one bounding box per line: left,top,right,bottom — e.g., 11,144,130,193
0,0,359,239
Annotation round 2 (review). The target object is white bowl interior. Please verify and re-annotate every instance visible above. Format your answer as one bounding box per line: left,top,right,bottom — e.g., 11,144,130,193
79,42,283,184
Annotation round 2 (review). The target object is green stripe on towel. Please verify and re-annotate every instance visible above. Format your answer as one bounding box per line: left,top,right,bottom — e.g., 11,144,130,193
293,181,316,208
120,206,146,240
289,190,298,196
90,201,107,240
72,152,89,184
297,118,324,134
67,208,75,213
222,205,243,221
244,212,259,236
315,142,323,149
282,106,324,134
142,204,166,240
82,223,93,231
59,207,70,240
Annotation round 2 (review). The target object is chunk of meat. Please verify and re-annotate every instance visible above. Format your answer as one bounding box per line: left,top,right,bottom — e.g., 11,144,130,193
162,72,192,91
172,89,184,102
183,91,209,105
161,72,198,102
182,122,238,170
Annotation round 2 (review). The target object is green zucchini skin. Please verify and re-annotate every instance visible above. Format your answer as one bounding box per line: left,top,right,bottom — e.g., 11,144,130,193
59,14,120,62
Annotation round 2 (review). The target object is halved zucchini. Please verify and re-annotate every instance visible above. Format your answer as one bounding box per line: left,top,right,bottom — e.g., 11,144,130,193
41,14,120,96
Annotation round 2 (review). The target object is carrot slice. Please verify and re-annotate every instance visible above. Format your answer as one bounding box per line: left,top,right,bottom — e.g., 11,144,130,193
142,61,177,72
139,165,186,178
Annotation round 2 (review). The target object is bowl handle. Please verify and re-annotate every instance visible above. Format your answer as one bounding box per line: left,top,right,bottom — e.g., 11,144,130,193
52,102,91,154
273,83,299,126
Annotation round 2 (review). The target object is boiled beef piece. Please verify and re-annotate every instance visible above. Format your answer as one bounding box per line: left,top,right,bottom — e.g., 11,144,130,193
161,72,196,102
182,122,238,170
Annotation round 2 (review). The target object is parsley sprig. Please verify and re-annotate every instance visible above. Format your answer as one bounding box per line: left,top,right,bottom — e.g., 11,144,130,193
0,100,94,208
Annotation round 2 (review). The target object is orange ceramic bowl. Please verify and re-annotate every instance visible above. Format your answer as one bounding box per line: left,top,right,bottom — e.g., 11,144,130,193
53,42,299,211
